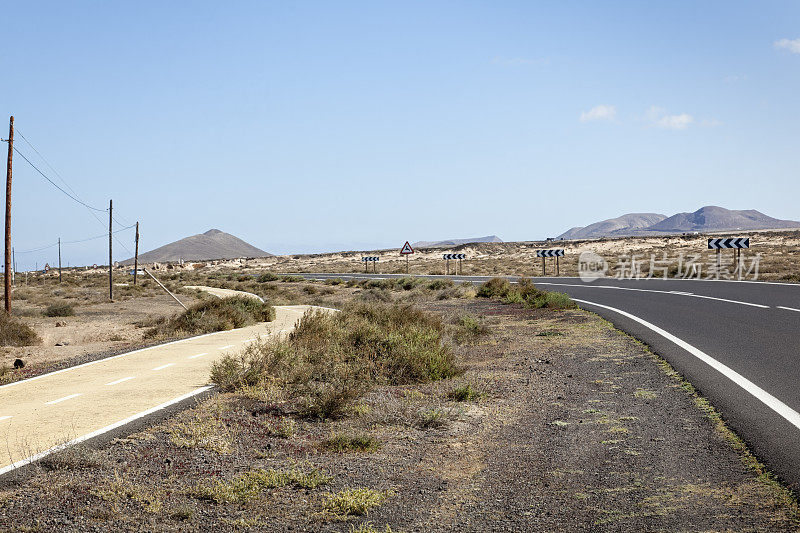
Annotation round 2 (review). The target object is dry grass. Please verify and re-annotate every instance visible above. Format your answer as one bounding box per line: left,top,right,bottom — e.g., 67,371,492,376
477,277,576,309
144,296,274,338
190,466,332,504
211,302,461,419
0,312,40,346
323,487,389,517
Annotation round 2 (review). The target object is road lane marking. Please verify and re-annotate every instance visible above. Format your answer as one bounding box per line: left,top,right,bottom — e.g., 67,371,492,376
152,363,175,371
574,298,800,432
0,385,213,476
0,416,11,422
536,282,769,308
46,393,82,405
243,338,258,343
105,377,136,386
777,306,800,313
187,352,208,359
218,344,234,350
0,327,251,392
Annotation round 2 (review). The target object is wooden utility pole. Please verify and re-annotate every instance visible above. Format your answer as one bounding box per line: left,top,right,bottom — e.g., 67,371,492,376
133,221,139,285
4,116,13,314
108,199,113,301
58,238,62,283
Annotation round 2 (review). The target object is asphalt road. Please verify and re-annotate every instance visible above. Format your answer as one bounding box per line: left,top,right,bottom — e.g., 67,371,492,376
0,305,316,475
291,271,800,489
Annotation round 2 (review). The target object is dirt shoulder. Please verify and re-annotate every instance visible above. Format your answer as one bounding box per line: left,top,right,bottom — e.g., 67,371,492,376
0,297,797,531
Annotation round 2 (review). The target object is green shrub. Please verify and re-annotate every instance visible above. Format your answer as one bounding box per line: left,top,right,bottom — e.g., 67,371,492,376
44,303,75,317
476,277,512,298
427,279,453,291
257,272,279,283
211,303,460,419
146,296,274,338
476,278,576,310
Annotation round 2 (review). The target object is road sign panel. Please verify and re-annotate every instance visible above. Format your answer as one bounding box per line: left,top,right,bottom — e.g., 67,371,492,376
443,254,466,260
708,238,749,249
400,241,414,254
361,256,379,262
536,249,565,257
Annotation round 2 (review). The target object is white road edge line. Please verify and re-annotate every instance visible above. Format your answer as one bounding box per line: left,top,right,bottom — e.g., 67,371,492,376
218,345,234,350
45,393,82,405
574,298,800,431
0,328,242,392
0,416,11,422
105,377,136,386
188,353,208,359
537,282,769,309
152,363,175,371
0,305,331,393
0,385,213,476
777,306,800,313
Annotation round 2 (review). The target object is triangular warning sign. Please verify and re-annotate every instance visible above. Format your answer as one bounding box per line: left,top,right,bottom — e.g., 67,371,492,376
400,241,414,254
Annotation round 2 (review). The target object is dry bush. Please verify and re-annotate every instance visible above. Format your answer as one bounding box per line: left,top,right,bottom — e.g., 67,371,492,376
211,303,461,419
145,296,274,338
43,303,75,317
477,278,576,310
0,313,40,346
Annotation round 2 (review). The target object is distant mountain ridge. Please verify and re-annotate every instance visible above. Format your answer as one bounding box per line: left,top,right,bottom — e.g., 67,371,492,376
558,207,800,239
412,235,503,248
122,229,271,264
559,213,667,240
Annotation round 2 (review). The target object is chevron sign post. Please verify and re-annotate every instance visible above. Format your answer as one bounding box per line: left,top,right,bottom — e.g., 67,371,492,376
361,256,379,273
536,249,565,276
708,238,749,276
443,253,466,275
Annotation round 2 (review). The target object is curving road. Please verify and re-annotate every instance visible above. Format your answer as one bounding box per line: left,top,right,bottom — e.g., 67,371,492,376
289,272,800,489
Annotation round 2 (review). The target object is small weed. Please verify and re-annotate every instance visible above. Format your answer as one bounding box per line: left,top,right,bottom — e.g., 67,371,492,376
192,466,332,504
168,413,232,454
416,408,447,429
349,523,397,533
447,383,482,402
324,488,389,517
536,330,563,337
634,389,657,400
170,505,195,521
323,433,381,453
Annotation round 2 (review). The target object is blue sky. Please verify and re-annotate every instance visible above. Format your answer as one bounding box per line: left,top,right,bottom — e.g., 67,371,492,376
2,1,799,268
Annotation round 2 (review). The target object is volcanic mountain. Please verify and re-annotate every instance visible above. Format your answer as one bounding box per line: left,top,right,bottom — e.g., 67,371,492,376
558,207,800,239
412,235,503,248
122,229,271,264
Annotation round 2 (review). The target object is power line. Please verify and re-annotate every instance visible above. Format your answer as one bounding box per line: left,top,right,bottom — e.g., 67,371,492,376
15,224,136,255
12,130,136,255
12,146,107,212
